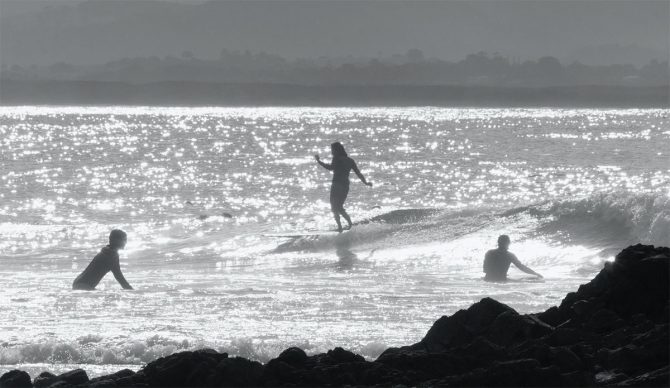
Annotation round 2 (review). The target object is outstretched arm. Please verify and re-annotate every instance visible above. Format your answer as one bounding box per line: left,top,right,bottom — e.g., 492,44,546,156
511,254,543,278
352,161,372,186
112,256,133,289
315,155,333,170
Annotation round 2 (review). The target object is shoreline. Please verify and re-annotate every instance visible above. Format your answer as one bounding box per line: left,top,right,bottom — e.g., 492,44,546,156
1,81,668,108
2,244,667,387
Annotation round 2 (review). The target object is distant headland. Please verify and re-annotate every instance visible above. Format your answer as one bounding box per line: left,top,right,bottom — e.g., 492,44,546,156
1,81,667,107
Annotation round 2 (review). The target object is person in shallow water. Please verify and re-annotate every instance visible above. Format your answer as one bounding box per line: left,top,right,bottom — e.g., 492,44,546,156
72,229,133,290
483,235,543,281
315,142,373,233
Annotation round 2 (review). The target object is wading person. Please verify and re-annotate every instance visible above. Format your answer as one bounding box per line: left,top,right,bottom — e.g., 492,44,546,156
73,229,133,290
315,142,372,233
483,235,543,282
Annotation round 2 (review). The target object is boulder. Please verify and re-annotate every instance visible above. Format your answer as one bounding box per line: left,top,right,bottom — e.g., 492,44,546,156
275,347,308,367
460,336,505,361
586,308,625,332
616,365,669,387
57,369,89,385
537,306,566,327
547,327,582,346
33,372,57,388
449,359,562,386
595,370,629,385
326,347,365,364
485,310,553,346
550,346,583,372
207,357,264,387
88,379,116,388
0,370,32,388
30,369,88,388
417,297,516,351
141,349,228,386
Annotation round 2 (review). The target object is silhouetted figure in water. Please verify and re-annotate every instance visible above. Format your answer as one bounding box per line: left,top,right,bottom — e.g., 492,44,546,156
73,229,133,290
315,142,372,233
483,235,543,282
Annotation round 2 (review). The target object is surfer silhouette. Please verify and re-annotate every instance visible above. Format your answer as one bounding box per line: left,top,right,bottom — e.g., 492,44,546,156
315,142,372,233
483,235,543,282
72,229,133,290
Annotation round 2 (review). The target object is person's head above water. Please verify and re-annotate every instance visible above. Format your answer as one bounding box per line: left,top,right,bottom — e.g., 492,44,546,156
109,229,127,249
497,234,511,251
331,142,347,157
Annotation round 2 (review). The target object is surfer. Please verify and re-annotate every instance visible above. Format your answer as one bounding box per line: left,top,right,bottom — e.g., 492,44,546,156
72,229,133,290
315,142,372,233
483,235,543,282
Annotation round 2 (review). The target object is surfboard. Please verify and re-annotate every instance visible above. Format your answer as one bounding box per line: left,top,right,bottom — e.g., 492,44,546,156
264,230,344,238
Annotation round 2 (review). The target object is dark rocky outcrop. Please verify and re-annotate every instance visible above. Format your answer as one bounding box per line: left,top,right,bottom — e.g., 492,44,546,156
0,370,32,388
2,244,668,387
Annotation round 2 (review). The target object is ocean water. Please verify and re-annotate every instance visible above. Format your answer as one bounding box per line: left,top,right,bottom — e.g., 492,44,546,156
0,106,668,377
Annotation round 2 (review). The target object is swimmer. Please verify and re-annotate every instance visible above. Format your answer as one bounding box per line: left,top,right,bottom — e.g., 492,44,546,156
72,229,133,290
483,235,543,282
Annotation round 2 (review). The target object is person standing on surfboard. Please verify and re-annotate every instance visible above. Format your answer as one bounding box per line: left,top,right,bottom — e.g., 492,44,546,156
315,142,372,233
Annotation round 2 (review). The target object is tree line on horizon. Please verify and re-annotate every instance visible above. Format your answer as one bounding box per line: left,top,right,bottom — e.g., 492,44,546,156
1,49,668,88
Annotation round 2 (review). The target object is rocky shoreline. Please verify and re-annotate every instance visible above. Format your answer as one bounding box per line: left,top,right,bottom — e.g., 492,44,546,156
2,244,668,387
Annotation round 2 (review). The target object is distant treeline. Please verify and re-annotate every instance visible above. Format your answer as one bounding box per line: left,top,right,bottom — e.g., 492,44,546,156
1,80,667,107
1,50,668,87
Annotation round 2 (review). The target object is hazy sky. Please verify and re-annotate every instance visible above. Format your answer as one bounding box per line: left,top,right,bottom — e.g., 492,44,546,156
1,0,668,66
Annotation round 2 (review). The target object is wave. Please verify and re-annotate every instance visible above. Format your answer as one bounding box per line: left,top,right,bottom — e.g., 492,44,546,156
0,336,389,370
269,192,670,254
525,192,670,247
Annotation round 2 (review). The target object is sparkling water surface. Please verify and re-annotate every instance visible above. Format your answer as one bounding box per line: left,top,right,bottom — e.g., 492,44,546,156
0,107,669,376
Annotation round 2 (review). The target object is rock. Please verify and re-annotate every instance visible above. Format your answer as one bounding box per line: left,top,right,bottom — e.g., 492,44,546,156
485,310,553,347
141,349,228,386
595,370,629,385
33,372,57,388
88,379,116,388
326,347,365,363
560,370,593,386
417,297,516,351
44,382,70,388
0,370,32,388
632,319,654,334
586,308,625,332
550,346,583,372
208,357,264,387
89,369,135,385
571,299,594,318
598,345,648,371
275,347,308,367
557,245,669,322
548,327,582,346
537,306,566,327
56,369,88,385
375,350,468,381
449,359,561,386
616,365,669,386
460,336,505,361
